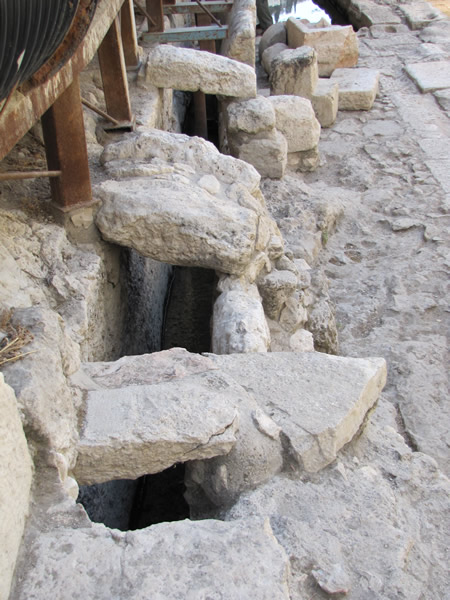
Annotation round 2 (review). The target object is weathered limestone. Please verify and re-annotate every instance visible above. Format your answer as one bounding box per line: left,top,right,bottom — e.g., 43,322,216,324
0,374,33,600
237,130,288,179
270,46,318,98
261,42,289,74
259,22,287,59
12,516,291,599
286,18,359,77
311,79,339,127
212,278,271,353
226,96,276,134
330,67,380,110
405,60,450,93
257,269,299,319
399,0,443,30
267,95,321,152
220,0,256,67
144,45,257,99
72,350,240,484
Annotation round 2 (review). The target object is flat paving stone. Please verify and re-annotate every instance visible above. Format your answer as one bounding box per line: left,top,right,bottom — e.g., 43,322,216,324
330,68,380,111
405,60,450,92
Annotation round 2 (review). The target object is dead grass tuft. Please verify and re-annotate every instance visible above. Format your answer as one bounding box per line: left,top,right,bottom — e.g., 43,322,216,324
0,310,35,368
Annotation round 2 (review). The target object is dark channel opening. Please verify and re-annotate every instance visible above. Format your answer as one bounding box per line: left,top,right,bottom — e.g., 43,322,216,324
78,464,190,531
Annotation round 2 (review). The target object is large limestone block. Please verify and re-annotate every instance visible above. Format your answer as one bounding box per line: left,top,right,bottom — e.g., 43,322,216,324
145,44,256,99
212,279,271,354
286,18,358,77
267,95,321,152
95,176,258,275
207,352,387,472
73,362,241,484
262,43,289,74
270,46,318,98
330,67,380,111
311,78,339,127
226,96,276,135
0,374,33,600
405,61,450,93
236,130,288,179
259,22,287,59
12,518,291,599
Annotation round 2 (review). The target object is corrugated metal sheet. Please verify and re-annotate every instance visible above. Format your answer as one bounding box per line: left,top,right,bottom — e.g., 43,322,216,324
0,0,88,102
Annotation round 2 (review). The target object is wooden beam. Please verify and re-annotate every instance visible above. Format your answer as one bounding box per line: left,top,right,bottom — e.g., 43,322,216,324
41,77,92,209
98,17,133,123
163,1,232,14
142,24,228,42
121,0,140,68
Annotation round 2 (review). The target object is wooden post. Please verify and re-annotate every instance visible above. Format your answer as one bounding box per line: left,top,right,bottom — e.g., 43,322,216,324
121,0,140,68
98,16,133,122
146,0,164,31
41,76,92,209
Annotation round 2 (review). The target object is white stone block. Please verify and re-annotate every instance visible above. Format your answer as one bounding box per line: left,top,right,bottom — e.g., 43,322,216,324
226,97,276,135
267,95,321,152
286,17,358,77
312,78,339,127
270,46,318,99
237,130,288,179
330,68,380,111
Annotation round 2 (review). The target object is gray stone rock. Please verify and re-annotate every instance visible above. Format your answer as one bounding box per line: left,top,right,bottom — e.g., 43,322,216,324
12,517,291,599
259,21,288,59
212,279,271,354
145,44,257,99
261,42,289,74
72,357,241,484
331,68,380,110
270,46,318,99
399,1,442,30
0,374,33,600
434,88,450,112
257,268,298,319
207,351,387,473
286,18,359,77
405,60,450,93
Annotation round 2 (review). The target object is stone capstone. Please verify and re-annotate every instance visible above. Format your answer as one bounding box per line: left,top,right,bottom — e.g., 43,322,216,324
0,374,33,600
286,18,358,77
144,44,257,99
71,349,240,485
330,67,380,111
270,46,318,98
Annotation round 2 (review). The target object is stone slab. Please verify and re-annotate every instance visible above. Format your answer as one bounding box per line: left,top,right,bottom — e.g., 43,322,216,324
330,67,380,110
145,44,256,99
207,352,387,472
11,518,291,599
399,1,442,30
405,60,450,93
73,360,242,484
434,88,450,113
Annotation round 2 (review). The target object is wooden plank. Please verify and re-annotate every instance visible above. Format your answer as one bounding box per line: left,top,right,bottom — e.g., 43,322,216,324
146,0,164,31
121,0,140,67
142,24,228,42
98,17,133,123
41,77,92,209
163,1,232,14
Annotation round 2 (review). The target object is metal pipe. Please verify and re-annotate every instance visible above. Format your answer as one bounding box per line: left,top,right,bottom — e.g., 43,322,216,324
194,0,223,26
81,96,120,125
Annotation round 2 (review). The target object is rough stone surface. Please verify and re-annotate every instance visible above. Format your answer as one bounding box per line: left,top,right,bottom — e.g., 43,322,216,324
236,130,288,179
226,96,276,134
259,21,287,59
221,0,256,67
145,45,257,98
270,46,318,98
311,78,339,127
96,129,274,275
72,352,241,484
207,351,387,473
0,374,33,600
399,1,443,30
12,513,291,599
405,60,450,93
286,18,359,77
331,68,380,110
211,279,271,353
261,42,289,74
267,95,321,152
224,401,450,599
257,269,299,319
